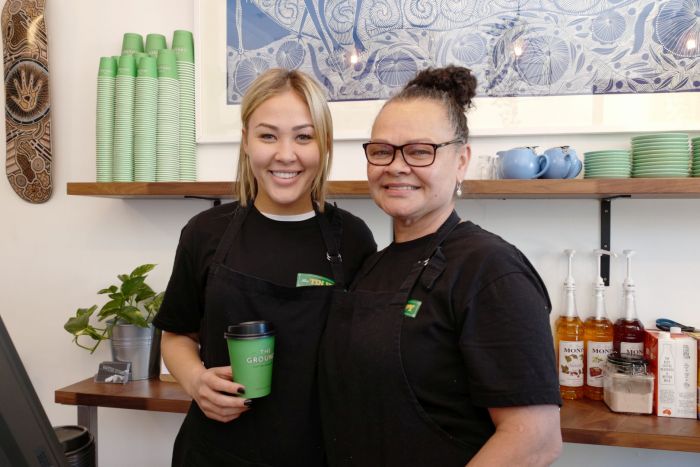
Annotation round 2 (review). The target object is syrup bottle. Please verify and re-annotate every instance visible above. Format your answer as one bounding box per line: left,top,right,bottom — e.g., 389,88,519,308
584,249,615,400
613,250,645,357
555,249,585,400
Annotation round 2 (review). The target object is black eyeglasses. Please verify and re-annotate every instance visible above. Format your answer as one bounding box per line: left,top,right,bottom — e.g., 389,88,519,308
362,139,464,167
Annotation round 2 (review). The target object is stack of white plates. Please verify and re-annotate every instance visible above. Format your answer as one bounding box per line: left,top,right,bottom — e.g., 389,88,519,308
631,133,690,178
583,150,631,178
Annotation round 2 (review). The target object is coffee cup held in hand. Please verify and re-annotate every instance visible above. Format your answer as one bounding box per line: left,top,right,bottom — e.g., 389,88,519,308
225,321,275,398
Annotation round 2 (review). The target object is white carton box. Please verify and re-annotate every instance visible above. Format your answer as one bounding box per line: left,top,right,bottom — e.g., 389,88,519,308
645,330,698,419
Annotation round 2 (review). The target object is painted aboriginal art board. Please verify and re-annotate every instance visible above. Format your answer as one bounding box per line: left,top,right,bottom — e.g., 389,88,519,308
2,0,52,203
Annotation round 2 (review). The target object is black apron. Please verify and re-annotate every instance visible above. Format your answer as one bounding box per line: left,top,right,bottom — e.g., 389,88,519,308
173,202,344,467
319,211,478,467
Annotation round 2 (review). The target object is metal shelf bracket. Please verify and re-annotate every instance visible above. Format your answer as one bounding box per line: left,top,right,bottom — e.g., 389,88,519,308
185,196,222,207
600,196,630,286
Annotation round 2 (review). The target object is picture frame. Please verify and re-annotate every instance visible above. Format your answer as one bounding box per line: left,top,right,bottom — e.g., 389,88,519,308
195,0,700,144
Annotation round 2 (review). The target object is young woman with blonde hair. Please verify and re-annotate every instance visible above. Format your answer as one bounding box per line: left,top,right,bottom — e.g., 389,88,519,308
155,68,376,466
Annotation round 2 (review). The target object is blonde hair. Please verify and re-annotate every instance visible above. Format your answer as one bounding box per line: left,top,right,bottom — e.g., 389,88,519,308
237,68,333,211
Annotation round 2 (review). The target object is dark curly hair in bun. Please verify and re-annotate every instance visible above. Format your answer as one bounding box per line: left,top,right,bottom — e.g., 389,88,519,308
388,65,477,142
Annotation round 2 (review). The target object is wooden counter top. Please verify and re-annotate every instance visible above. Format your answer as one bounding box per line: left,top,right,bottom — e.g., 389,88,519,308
55,377,190,413
56,378,700,453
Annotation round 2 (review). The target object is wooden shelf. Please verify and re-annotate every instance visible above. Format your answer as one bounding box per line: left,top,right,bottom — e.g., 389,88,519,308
56,378,700,453
66,181,369,199
67,179,700,200
561,398,700,453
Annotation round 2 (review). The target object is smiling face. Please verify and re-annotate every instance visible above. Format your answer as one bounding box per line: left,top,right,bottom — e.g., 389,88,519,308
367,99,470,241
242,89,321,215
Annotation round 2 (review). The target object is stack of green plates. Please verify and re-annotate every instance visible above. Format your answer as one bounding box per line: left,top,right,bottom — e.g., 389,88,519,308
113,54,136,182
583,150,631,178
631,133,690,178
96,57,116,182
156,49,180,182
134,56,158,182
173,30,196,181
692,137,700,177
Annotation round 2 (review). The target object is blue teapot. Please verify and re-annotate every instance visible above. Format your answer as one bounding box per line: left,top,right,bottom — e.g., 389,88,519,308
496,147,550,179
540,146,582,179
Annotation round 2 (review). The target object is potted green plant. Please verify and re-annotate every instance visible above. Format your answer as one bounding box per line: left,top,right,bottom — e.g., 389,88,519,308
64,263,164,380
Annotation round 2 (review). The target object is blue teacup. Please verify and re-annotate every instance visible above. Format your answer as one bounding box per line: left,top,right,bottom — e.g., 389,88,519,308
541,146,581,179
496,147,550,179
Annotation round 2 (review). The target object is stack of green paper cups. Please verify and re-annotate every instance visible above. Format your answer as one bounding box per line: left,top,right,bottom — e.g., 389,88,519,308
96,57,117,182
156,49,180,181
134,56,158,182
173,30,196,181
145,33,167,58
113,54,136,182
121,33,144,55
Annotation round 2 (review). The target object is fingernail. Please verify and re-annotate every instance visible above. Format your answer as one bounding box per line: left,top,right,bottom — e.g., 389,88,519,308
244,399,253,407
237,387,246,395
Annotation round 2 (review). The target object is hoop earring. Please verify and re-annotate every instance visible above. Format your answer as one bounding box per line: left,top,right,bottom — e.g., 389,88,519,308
455,181,463,198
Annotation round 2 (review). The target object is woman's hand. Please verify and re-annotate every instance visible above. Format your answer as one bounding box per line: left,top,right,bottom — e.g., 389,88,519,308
190,365,251,423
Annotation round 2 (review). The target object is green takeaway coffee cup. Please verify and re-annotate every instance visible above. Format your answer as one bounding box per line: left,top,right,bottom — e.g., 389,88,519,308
121,32,144,55
98,56,117,77
172,30,194,63
117,54,137,77
156,49,178,79
137,56,157,78
145,33,167,58
225,321,275,398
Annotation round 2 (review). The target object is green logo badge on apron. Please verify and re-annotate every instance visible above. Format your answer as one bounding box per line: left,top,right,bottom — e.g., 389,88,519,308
404,299,422,318
296,273,335,287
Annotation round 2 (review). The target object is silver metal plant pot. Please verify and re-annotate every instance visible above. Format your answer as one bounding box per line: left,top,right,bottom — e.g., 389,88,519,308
110,323,161,380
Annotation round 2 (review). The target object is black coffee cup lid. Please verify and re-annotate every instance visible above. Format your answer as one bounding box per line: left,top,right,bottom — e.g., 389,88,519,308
225,320,275,339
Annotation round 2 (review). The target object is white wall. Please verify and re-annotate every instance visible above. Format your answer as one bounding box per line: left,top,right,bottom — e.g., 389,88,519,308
1,1,698,465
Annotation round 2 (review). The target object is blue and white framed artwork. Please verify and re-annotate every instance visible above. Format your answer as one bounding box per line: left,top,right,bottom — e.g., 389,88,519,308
196,1,700,142
226,0,700,104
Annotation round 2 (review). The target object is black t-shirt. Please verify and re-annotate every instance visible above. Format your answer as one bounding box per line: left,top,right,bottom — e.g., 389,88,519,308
154,201,377,334
355,220,561,445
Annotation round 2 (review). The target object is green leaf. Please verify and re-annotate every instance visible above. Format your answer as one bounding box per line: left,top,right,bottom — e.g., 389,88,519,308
118,305,148,327
565,355,572,362
130,263,156,278
64,305,98,334
117,274,130,283
98,298,123,317
135,284,155,303
97,285,118,295
121,276,146,297
144,292,164,321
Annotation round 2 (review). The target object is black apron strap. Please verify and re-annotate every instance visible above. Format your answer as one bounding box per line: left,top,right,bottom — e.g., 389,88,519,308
212,202,253,265
390,211,461,306
314,202,346,289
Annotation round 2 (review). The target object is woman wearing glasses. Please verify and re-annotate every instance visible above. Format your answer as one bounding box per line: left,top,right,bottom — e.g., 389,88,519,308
155,68,376,466
319,66,562,466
